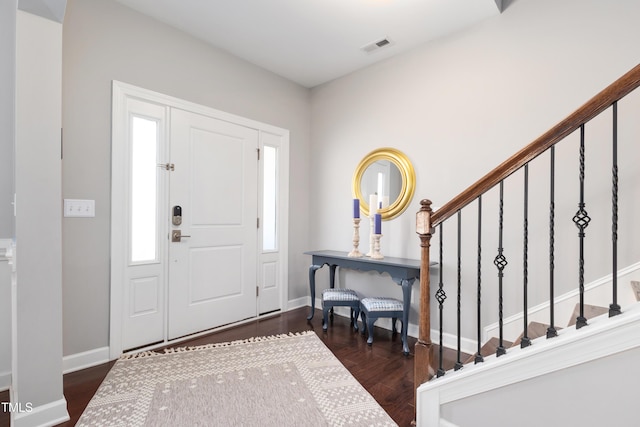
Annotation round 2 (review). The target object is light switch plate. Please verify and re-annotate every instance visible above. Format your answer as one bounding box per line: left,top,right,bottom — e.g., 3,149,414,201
64,199,95,217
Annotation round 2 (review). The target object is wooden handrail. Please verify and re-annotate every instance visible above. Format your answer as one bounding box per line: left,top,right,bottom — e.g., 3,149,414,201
431,63,640,228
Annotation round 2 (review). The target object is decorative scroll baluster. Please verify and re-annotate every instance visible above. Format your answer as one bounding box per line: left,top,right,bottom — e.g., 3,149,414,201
610,102,622,318
494,180,507,356
547,146,558,338
475,196,484,364
573,125,590,329
436,223,447,378
521,165,531,348
454,211,463,371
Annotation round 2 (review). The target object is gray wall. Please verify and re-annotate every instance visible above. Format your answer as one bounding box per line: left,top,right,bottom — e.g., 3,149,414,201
0,0,16,238
62,0,640,358
62,0,312,356
309,0,640,339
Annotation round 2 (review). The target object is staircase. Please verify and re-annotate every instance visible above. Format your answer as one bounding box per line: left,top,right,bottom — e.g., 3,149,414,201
412,64,640,426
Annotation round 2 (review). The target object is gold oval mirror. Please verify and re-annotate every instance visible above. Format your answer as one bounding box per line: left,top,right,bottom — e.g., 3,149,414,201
352,148,416,220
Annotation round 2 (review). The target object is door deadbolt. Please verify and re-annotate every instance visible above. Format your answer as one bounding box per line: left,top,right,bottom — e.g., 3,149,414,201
171,230,191,242
172,205,182,226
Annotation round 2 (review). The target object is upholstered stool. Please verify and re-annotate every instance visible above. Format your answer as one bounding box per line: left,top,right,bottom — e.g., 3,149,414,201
321,288,360,331
360,297,404,346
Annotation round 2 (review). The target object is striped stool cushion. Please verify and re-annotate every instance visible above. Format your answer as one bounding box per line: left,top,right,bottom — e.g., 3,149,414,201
360,297,403,312
322,288,359,302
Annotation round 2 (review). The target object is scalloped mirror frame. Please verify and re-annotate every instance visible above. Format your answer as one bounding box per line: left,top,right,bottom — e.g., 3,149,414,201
352,147,416,220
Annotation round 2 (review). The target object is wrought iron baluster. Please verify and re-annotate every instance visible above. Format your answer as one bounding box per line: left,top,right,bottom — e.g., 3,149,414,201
610,102,622,317
521,165,531,348
547,146,558,338
455,211,463,371
475,196,484,364
494,180,507,356
573,125,590,329
436,223,447,378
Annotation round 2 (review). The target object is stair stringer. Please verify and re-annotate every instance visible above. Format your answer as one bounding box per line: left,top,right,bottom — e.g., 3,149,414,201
416,302,640,427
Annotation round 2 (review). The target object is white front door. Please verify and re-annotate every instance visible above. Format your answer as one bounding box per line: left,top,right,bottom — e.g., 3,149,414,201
167,108,258,340
111,82,288,357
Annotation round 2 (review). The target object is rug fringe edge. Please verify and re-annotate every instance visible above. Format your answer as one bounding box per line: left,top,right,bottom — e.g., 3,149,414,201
119,330,316,359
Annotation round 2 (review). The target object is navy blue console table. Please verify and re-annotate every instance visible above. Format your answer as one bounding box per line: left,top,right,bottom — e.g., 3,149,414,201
305,249,422,355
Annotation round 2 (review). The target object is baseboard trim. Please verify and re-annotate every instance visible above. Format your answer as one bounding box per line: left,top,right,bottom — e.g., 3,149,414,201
431,329,477,356
12,397,69,427
286,296,309,311
63,346,110,374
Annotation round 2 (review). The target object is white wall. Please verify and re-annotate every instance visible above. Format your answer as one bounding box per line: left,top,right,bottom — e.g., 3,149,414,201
14,9,68,425
61,0,312,357
310,0,640,339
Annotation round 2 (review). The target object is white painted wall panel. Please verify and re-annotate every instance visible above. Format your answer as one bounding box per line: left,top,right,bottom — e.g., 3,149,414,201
15,8,68,424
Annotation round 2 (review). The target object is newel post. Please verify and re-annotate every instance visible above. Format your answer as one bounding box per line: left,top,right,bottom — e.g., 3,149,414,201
414,199,434,400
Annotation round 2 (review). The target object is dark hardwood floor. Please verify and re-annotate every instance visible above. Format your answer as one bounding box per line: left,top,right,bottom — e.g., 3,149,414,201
1,307,463,427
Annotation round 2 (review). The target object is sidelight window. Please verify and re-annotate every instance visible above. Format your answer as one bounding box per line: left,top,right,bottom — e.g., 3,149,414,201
130,115,159,263
262,145,277,251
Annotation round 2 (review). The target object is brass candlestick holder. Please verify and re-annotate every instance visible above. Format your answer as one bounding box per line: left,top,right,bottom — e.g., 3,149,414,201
348,218,364,258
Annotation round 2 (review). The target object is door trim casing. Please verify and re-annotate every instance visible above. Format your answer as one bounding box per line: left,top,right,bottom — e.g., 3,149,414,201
110,81,289,359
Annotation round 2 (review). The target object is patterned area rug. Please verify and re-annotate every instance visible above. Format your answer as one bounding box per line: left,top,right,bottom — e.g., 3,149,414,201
77,331,397,426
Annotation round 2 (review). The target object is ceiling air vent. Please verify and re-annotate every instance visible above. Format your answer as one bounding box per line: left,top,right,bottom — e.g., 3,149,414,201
361,37,394,54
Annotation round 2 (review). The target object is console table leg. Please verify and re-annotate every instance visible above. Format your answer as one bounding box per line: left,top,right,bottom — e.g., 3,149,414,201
329,264,337,288
307,264,321,320
328,264,338,317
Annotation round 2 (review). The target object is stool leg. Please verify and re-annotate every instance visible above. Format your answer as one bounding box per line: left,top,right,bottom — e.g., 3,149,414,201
353,307,360,331
360,311,367,336
322,305,330,331
366,316,375,346
391,317,398,335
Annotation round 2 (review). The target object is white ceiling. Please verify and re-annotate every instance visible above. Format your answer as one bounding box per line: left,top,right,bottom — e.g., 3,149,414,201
114,0,503,88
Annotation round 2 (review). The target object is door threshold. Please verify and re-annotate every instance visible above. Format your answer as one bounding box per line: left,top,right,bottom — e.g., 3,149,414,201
120,310,284,357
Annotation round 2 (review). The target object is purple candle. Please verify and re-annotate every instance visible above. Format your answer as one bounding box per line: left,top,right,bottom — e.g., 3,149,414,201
374,213,381,234
353,198,360,218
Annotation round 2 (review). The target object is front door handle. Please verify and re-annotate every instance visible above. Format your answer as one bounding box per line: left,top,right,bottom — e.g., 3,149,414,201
171,230,191,242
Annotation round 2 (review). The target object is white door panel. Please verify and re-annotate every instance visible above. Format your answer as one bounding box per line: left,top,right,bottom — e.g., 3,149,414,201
123,270,164,349
189,246,243,302
168,109,258,340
